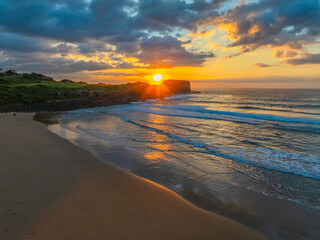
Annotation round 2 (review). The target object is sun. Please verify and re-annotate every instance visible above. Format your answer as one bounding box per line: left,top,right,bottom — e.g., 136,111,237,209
153,74,163,82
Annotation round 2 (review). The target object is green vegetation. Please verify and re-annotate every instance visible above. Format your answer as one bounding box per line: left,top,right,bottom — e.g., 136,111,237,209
0,70,190,109
0,71,109,105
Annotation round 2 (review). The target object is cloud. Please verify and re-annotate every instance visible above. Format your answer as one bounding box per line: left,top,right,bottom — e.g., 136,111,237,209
138,36,214,68
214,0,320,52
193,76,320,83
274,50,298,58
189,0,228,11
0,0,138,42
138,0,192,30
0,0,319,77
0,0,221,74
0,50,113,74
0,32,55,53
254,63,275,68
0,32,115,73
285,53,320,65
225,48,251,58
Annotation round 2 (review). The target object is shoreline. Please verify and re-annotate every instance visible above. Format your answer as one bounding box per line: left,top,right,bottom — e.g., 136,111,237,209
0,97,137,113
0,113,267,240
43,111,268,232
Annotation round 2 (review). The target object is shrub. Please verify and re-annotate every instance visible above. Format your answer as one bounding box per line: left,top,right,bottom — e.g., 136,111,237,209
4,70,18,75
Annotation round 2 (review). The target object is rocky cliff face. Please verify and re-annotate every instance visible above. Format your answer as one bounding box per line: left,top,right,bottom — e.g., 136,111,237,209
162,80,191,94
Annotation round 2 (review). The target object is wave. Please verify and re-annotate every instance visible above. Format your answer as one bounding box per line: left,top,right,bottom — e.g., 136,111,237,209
119,116,320,180
164,94,192,100
187,99,320,109
128,103,320,125
211,146,320,180
235,106,320,116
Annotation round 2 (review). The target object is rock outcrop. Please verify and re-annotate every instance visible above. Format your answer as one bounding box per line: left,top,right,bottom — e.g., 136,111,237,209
162,80,191,94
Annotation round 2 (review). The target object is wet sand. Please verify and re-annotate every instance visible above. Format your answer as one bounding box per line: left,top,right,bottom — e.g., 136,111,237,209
0,113,267,240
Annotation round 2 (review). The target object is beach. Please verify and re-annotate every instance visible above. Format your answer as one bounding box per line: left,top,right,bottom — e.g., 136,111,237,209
0,113,266,240
39,89,320,239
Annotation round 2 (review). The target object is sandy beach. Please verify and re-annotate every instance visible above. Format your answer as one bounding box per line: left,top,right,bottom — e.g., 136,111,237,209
0,113,267,240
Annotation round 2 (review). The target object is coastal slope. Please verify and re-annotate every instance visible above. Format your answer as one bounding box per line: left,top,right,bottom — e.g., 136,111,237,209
0,113,267,240
0,71,191,112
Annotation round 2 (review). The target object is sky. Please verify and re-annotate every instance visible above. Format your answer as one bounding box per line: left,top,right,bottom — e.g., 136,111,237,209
0,0,319,88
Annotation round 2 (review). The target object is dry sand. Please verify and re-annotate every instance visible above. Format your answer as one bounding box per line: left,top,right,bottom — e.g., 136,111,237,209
0,113,267,240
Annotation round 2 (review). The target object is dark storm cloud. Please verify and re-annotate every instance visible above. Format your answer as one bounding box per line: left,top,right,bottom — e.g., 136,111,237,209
0,51,113,73
137,0,192,29
0,0,218,72
138,36,214,68
136,0,222,30
0,32,80,57
0,33,51,53
285,54,320,65
30,59,112,74
0,32,110,73
77,40,115,55
0,0,139,42
0,0,206,42
189,0,228,11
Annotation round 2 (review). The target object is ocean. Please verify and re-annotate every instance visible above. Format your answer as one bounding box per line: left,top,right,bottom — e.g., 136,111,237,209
49,88,320,240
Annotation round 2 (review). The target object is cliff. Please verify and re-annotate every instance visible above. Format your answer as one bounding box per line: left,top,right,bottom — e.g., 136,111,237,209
162,80,191,94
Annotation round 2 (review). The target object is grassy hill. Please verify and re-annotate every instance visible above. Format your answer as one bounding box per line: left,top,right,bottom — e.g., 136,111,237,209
0,72,130,105
0,71,191,111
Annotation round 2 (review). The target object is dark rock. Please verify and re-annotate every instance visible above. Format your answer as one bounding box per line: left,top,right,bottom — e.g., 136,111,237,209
162,80,191,94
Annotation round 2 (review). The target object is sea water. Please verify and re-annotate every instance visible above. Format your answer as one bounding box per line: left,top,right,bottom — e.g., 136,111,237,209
49,89,320,239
